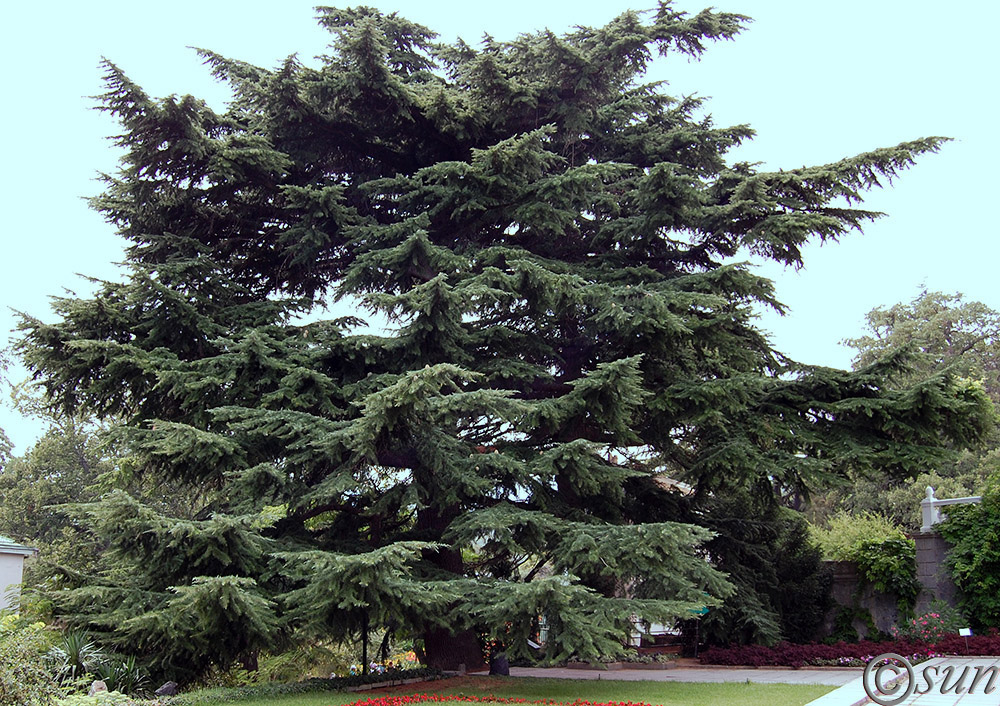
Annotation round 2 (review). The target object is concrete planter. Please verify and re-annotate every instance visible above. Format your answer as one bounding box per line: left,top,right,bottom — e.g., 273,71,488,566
566,661,676,670
621,661,678,670
565,661,623,670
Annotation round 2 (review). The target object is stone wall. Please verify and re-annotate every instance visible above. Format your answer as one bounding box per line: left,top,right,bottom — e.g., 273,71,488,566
822,560,900,639
819,531,960,640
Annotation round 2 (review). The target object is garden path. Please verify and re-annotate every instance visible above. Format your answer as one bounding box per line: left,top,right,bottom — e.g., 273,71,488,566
805,656,1000,706
476,665,860,686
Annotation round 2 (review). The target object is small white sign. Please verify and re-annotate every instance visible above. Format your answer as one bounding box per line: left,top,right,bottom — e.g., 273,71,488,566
960,628,973,637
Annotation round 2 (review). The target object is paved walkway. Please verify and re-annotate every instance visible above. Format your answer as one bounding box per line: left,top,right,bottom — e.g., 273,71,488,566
487,665,861,686
474,658,1000,705
806,656,1000,706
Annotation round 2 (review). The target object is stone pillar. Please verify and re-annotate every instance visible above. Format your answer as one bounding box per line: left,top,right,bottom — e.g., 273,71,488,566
913,485,980,612
912,530,958,611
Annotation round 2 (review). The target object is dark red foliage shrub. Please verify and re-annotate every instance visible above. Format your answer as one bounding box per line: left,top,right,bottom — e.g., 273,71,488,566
701,639,929,668
701,630,1000,667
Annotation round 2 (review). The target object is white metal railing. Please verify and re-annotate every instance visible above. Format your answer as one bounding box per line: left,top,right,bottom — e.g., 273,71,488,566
920,486,982,532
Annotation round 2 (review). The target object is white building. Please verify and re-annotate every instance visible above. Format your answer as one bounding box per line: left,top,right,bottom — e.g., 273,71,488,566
0,535,37,611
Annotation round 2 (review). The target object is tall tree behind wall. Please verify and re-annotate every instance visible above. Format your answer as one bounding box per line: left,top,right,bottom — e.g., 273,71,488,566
811,290,1000,529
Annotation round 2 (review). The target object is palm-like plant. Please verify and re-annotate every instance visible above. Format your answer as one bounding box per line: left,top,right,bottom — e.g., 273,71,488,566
46,629,106,682
95,655,149,696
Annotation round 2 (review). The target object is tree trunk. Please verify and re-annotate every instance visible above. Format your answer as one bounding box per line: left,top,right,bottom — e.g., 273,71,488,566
423,624,485,672
417,502,485,672
239,650,259,672
378,630,391,664
362,612,369,675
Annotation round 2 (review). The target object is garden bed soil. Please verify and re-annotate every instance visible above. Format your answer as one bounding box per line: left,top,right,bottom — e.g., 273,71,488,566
349,676,443,692
368,676,503,695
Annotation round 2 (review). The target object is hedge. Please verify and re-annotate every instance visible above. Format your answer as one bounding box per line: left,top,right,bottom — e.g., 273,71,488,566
700,632,1000,668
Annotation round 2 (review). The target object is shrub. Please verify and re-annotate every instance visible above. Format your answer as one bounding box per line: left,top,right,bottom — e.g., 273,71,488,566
700,631,1000,667
186,665,259,691
695,498,832,647
891,603,968,643
827,605,885,644
700,639,938,667
612,651,678,664
256,642,355,682
811,511,918,614
853,537,920,614
924,599,969,634
810,511,906,561
0,613,61,706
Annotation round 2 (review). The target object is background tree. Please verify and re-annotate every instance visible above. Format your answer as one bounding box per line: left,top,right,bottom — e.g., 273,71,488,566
0,388,215,601
846,290,1000,400
0,350,12,466
633,484,831,646
698,496,831,646
16,3,992,676
0,417,108,580
811,290,1000,530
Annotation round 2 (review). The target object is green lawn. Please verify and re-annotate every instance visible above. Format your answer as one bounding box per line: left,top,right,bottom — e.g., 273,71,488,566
183,676,834,706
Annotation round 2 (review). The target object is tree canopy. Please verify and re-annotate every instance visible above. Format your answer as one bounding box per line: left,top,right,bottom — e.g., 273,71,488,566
15,2,993,676
846,290,1000,403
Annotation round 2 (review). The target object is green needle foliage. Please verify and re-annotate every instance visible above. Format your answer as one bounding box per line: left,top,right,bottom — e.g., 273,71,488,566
15,1,992,679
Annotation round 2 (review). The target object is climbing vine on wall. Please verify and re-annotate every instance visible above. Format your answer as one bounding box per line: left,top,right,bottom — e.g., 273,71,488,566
851,538,920,616
938,492,1000,628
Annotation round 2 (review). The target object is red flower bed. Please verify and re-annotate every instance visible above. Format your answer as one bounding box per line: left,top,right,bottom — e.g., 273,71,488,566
350,696,658,706
700,631,1000,668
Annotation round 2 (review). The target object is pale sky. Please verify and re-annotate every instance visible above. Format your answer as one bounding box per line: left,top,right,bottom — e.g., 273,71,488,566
1,0,997,452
